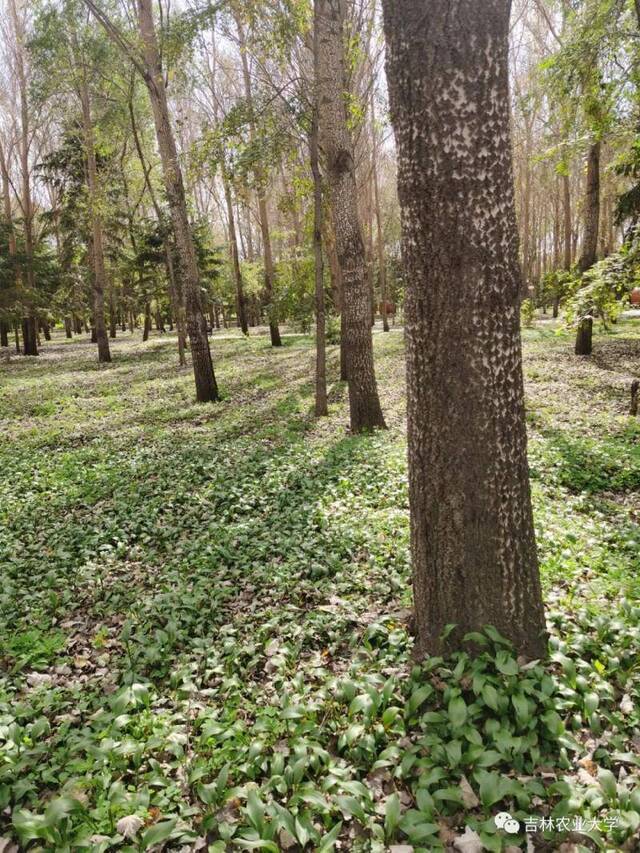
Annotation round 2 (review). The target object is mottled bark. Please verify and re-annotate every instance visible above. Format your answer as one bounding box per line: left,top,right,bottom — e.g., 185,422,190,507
136,0,218,401
316,0,385,431
382,0,546,658
575,141,600,355
223,176,249,335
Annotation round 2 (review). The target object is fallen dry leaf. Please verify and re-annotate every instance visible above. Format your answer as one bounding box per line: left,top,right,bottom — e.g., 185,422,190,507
453,826,483,853
116,814,144,839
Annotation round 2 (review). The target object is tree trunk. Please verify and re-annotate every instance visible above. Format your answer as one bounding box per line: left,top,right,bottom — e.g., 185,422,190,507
22,317,38,355
563,172,572,270
136,0,218,401
223,176,249,335
65,317,73,339
578,142,600,274
78,73,111,364
371,92,389,333
109,290,117,338
316,0,385,432
0,321,9,348
235,13,282,347
310,37,328,418
324,214,347,378
575,141,600,356
9,0,38,356
143,303,151,341
382,0,546,658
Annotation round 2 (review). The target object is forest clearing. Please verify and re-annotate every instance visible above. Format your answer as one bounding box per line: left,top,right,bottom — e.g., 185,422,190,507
1,321,640,851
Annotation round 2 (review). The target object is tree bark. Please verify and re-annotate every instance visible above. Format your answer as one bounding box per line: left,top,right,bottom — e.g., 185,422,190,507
311,34,328,418
78,71,111,363
382,0,546,658
563,172,572,270
136,0,218,400
223,176,249,335
9,0,38,356
575,141,600,355
234,12,282,347
315,0,385,432
371,92,389,332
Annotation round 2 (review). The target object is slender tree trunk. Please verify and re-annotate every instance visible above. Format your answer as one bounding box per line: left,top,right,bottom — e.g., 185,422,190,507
371,93,389,333
382,0,546,658
143,302,151,341
65,317,73,339
10,0,38,356
0,322,8,348
109,290,117,338
575,140,600,355
136,0,218,400
235,13,282,347
324,215,347,378
563,172,572,270
223,176,249,335
310,41,328,417
316,0,385,432
79,74,111,363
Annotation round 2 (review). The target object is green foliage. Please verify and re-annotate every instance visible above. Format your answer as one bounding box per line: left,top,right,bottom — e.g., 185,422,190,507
564,246,638,330
0,328,639,849
520,298,535,328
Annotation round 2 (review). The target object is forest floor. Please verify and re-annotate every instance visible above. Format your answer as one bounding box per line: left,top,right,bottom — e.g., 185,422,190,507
0,319,639,853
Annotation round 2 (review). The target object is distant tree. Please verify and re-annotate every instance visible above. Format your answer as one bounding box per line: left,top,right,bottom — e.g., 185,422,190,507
382,0,547,658
315,0,385,433
83,0,219,401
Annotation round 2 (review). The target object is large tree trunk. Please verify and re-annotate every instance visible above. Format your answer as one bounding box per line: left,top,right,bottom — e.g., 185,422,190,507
79,75,111,364
315,0,385,432
382,0,546,658
235,13,282,347
223,176,249,335
575,141,600,355
310,37,328,418
137,0,218,401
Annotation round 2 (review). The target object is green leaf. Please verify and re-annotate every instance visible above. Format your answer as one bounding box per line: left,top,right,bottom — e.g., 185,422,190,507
141,819,177,850
481,684,499,711
384,792,401,840
448,695,467,728
246,789,265,831
407,684,433,716
598,769,618,802
495,651,519,676
317,821,342,852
